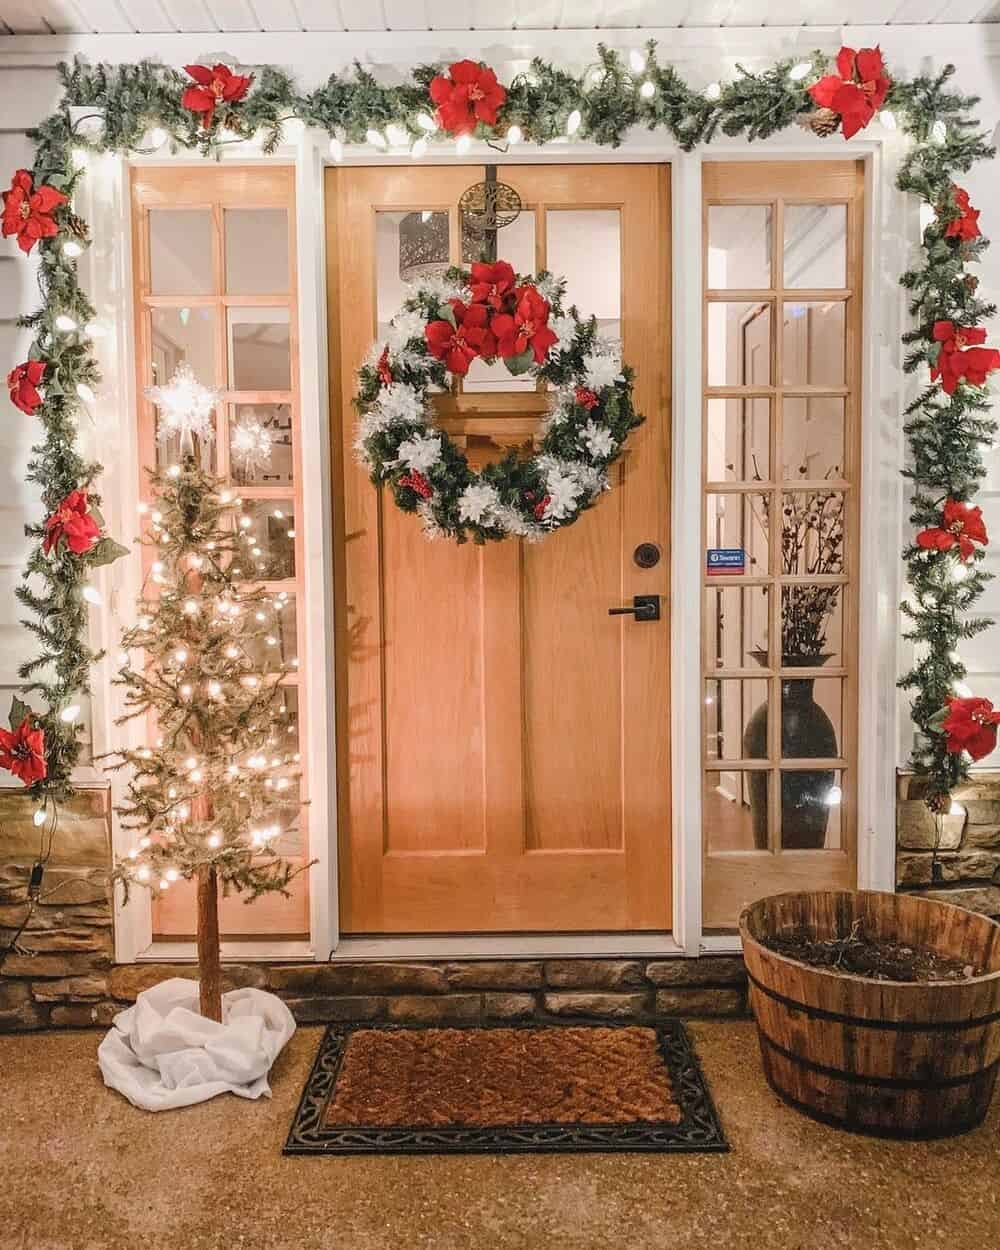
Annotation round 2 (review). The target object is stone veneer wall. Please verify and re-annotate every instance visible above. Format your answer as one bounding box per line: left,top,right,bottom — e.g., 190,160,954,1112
896,771,1000,919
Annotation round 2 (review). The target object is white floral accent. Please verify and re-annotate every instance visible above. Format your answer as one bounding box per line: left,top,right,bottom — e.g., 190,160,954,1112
582,351,624,392
396,431,442,473
550,314,576,356
492,504,544,541
371,382,425,430
574,464,610,500
417,501,446,540
409,275,468,307
458,482,500,524
536,273,564,304
385,309,427,353
541,464,585,521
580,419,616,460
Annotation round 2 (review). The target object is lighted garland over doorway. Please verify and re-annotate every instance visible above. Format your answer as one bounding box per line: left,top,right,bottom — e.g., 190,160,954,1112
3,42,997,818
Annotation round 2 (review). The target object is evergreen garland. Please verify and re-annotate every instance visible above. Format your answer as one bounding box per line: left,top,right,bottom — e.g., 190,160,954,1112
4,42,996,815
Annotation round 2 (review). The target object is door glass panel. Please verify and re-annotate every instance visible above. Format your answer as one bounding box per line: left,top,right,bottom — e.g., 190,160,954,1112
784,204,847,289
707,205,772,290
705,492,769,576
241,593,298,670
149,209,213,295
229,403,294,487
781,584,843,666
780,491,845,575
150,306,215,386
707,303,771,387
782,301,845,386
706,397,769,482
706,585,769,670
377,210,450,330
228,308,291,390
705,678,769,760
463,211,537,393
704,769,767,852
782,396,845,480
235,498,296,580
546,209,620,344
780,768,843,850
225,208,289,294
781,677,842,759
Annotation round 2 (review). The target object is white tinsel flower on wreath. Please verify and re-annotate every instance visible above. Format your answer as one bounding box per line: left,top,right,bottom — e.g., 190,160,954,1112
541,463,585,521
385,308,428,353
410,274,468,308
458,482,500,525
417,500,446,540
370,381,426,430
535,272,565,305
492,504,544,542
582,350,625,393
579,419,617,461
550,314,577,356
396,431,443,473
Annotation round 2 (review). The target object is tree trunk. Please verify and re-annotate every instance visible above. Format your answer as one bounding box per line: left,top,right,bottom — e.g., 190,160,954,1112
196,863,222,1022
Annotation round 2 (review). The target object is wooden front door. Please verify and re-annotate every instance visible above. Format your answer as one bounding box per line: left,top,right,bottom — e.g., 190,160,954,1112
326,163,671,933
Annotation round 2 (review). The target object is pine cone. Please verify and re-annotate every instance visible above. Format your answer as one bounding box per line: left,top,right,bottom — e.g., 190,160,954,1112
797,107,840,137
66,211,90,242
925,790,952,816
963,273,980,295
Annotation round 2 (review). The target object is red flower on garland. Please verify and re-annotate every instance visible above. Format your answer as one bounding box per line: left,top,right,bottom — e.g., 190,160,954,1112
941,696,1000,762
399,470,433,499
807,46,890,139
0,715,47,785
575,386,599,410
425,301,495,375
7,360,45,415
1,169,67,255
182,63,254,128
916,499,988,562
469,260,517,310
377,346,393,387
43,489,101,557
492,285,558,364
428,60,506,135
944,186,981,242
931,321,1000,395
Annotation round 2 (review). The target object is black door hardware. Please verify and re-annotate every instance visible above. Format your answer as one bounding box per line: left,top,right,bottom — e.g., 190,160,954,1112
608,594,661,621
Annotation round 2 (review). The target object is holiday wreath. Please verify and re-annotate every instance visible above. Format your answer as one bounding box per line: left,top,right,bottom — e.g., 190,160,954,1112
355,260,639,543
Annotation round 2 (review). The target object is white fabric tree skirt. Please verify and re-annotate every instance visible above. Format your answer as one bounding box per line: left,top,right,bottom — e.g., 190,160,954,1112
98,977,296,1112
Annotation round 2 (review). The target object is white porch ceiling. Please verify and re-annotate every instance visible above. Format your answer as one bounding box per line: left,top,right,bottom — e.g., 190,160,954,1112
1,0,998,37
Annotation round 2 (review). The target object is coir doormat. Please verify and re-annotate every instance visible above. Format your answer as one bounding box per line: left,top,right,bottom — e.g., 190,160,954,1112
284,1020,727,1155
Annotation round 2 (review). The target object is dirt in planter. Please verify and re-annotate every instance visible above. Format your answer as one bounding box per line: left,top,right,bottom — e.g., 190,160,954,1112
761,920,982,982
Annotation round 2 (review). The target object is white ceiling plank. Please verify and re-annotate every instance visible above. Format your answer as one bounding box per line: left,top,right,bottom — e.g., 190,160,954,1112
247,0,301,28
512,0,562,29
424,0,476,29
159,0,217,29
338,0,389,30
382,0,428,29
597,0,644,27
681,0,739,26
936,0,1000,17
73,0,133,31
291,0,345,30
204,0,257,29
0,1,77,32
637,0,693,25
118,0,175,30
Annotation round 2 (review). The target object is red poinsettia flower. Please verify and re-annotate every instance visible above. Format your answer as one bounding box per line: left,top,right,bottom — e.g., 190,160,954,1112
1,169,67,255
43,489,101,556
377,346,393,387
808,46,890,140
942,696,1000,762
424,301,495,375
7,360,45,415
0,715,46,785
469,260,517,310
944,186,981,242
931,321,1000,395
916,499,988,562
429,60,507,135
492,285,558,364
399,470,433,499
182,63,254,129
575,386,599,410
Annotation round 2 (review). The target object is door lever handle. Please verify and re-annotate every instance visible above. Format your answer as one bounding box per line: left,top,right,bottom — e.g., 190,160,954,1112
608,594,660,621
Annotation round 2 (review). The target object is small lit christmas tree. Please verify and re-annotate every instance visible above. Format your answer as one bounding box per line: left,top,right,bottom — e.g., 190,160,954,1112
108,455,305,1021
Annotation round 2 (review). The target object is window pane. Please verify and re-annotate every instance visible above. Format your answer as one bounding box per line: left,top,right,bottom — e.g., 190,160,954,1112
782,301,845,387
781,676,842,760
781,584,843,666
378,209,449,327
780,491,845,575
784,204,846,289
546,209,619,343
706,492,769,576
780,768,843,850
150,306,215,386
268,686,302,857
707,302,771,387
705,678,769,761
235,498,296,581
225,209,289,294
228,308,291,390
149,209,213,295
707,205,772,290
229,403,294,487
706,585,769,670
782,396,845,480
704,769,767,852
242,593,298,670
463,211,538,394
706,397,769,482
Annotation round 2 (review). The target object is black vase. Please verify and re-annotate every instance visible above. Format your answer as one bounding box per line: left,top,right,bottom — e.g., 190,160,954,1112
743,654,838,850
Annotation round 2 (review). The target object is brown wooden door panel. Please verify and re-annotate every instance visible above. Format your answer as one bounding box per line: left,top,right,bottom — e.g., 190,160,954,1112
327,163,671,933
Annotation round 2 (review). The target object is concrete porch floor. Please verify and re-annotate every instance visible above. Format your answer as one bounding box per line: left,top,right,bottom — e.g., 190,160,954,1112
1,1019,996,1250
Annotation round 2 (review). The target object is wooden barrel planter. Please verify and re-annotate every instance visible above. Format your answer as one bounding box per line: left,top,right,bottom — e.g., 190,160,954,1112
739,890,1000,1139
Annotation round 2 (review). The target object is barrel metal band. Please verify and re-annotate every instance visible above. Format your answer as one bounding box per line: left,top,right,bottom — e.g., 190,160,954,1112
758,1028,999,1090
746,967,1000,1032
